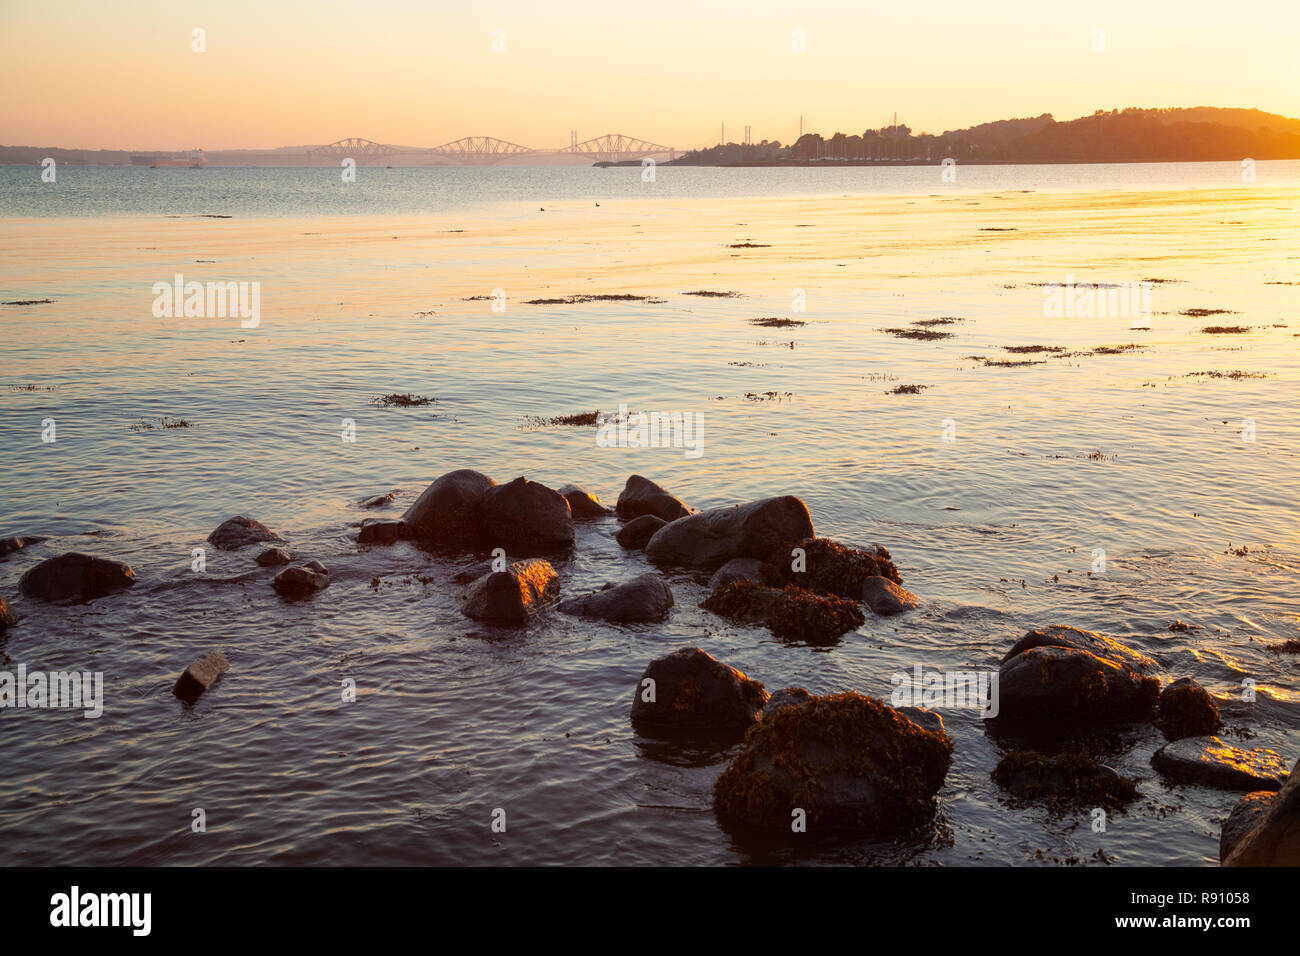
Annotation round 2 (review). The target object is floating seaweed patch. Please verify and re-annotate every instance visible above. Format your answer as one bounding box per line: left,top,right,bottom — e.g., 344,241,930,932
881,327,954,341
373,393,435,407
748,317,805,328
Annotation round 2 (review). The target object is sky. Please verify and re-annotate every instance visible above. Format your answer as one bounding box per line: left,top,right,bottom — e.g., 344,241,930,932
2,0,1298,151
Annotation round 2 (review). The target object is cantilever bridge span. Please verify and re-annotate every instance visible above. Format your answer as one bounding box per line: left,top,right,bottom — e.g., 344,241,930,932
306,134,676,165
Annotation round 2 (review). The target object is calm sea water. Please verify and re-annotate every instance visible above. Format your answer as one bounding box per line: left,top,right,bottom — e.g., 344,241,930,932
1,163,1297,866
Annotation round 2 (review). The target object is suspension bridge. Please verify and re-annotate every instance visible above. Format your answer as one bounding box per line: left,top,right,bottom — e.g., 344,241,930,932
306,133,676,165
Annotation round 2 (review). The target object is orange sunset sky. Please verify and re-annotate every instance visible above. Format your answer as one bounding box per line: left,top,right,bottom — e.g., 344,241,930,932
2,0,1298,151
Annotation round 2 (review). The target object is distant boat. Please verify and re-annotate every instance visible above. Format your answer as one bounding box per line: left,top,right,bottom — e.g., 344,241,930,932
132,149,207,168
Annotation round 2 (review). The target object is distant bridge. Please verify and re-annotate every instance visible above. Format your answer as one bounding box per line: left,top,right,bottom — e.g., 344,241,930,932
306,133,676,165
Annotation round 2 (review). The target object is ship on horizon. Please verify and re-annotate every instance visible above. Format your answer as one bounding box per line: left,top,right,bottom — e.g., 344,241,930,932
130,149,207,167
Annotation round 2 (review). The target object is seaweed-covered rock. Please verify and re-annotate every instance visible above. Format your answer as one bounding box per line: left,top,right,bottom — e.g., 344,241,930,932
557,484,612,519
708,557,766,590
557,573,673,623
862,576,920,615
646,496,814,572
402,468,496,544
615,475,692,522
475,477,574,553
714,692,952,832
769,585,865,643
616,514,666,550
992,749,1137,813
701,579,783,624
630,647,767,730
1224,759,1300,866
207,516,281,551
1220,791,1276,863
1156,677,1221,741
18,552,136,602
766,537,902,596
0,597,16,634
255,546,292,566
357,518,407,545
1151,736,1287,791
996,627,1159,726
457,559,558,623
273,563,330,597
173,650,229,704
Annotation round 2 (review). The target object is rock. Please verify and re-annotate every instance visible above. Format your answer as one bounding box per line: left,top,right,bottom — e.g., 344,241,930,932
173,650,229,704
763,686,812,715
768,586,865,643
996,627,1160,725
0,535,46,558
475,477,574,553
630,647,768,730
557,573,673,623
18,552,136,602
273,564,329,597
991,749,1137,811
0,597,16,633
1156,677,1221,740
557,484,612,519
1151,736,1288,791
357,518,407,545
457,559,558,623
402,469,496,544
766,537,902,596
1220,791,1276,863
616,514,666,550
255,547,292,566
896,707,946,736
708,557,766,590
358,493,396,508
207,516,281,551
615,475,693,522
713,692,953,831
701,580,783,624
645,495,815,572
862,576,920,615
1224,759,1300,866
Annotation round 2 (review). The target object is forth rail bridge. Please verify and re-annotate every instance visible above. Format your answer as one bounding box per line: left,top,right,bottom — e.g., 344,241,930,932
305,133,676,165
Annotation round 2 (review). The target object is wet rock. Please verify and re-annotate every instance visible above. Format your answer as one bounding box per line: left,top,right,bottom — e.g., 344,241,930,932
713,692,953,832
273,564,330,597
173,650,229,704
630,647,768,730
255,547,292,566
701,580,783,624
1151,736,1288,791
862,576,920,615
358,493,396,508
766,537,902,596
996,627,1160,725
18,552,136,602
763,686,812,715
708,557,766,590
896,707,946,736
992,749,1137,812
615,475,693,522
1224,759,1300,866
557,573,673,623
402,468,496,544
558,484,612,519
645,495,814,572
768,586,865,643
0,597,16,633
357,518,407,545
475,477,574,553
1220,792,1276,863
457,559,558,623
0,535,46,558
1156,677,1221,740
616,514,666,550
207,516,281,551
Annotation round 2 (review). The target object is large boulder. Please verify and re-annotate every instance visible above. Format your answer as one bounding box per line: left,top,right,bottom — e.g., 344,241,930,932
402,469,496,544
19,552,136,602
630,648,768,730
713,692,953,832
557,484,612,519
616,514,666,550
645,496,814,572
207,516,281,550
558,573,674,623
995,626,1159,726
475,477,574,553
615,475,693,522
1224,759,1300,866
1156,677,1221,740
991,749,1137,812
457,559,558,623
1151,736,1288,791
1220,791,1276,863
862,576,920,615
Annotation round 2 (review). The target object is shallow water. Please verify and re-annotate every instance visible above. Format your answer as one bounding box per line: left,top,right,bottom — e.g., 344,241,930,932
1,168,1298,865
